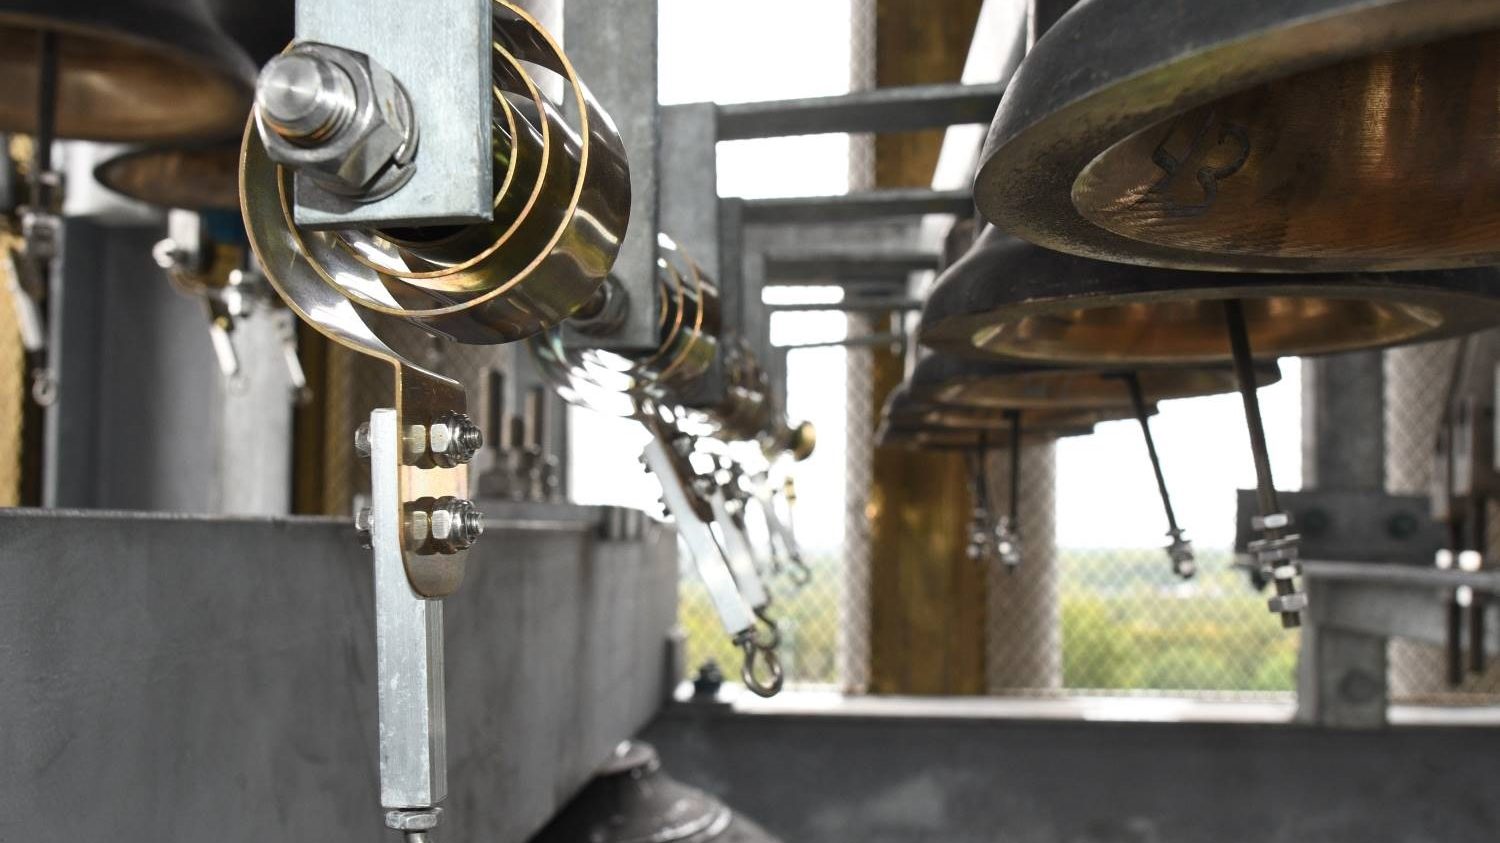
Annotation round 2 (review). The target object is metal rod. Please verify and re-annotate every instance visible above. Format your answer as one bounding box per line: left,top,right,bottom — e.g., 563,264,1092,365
716,81,1005,140
1006,410,1022,527
776,333,904,350
742,188,975,224
34,32,56,174
1469,495,1487,675
1122,372,1180,535
766,299,922,314
1224,300,1280,520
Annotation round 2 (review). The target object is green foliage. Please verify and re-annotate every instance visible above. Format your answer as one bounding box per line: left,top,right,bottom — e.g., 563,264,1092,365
678,545,1298,694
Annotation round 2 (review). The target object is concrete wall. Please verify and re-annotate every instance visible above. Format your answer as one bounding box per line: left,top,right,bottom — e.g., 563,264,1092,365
645,704,1500,843
0,504,676,843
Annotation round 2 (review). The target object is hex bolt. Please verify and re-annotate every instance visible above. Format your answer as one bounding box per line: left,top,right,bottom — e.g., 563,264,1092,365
354,422,372,458
257,52,357,144
386,809,441,832
354,506,373,548
425,497,484,554
428,412,483,467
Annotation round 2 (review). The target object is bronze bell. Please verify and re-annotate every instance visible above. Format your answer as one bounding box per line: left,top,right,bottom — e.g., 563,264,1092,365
918,227,1500,366
91,0,295,209
877,382,1117,450
94,142,241,211
975,0,1500,273
0,0,257,141
906,351,1279,412
531,742,783,843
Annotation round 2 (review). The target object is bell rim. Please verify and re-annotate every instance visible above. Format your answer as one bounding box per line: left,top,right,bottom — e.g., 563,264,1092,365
0,8,257,143
973,0,1500,273
94,142,241,211
918,231,1500,365
907,352,1281,410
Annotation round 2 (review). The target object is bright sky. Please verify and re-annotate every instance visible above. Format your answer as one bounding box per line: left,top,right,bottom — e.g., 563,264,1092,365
569,0,1303,555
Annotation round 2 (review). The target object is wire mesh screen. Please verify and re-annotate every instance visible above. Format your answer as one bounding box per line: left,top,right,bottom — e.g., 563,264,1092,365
1385,340,1500,704
983,434,1299,699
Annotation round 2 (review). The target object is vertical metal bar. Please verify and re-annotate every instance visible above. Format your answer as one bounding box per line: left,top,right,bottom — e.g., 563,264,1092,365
1006,410,1022,527
1225,301,1280,519
1123,372,1181,535
369,409,447,817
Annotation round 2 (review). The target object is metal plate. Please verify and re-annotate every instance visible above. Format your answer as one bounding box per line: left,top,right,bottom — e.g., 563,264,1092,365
292,0,491,227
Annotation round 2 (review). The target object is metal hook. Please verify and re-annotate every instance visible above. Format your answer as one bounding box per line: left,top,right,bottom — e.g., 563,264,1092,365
786,553,813,587
738,633,784,698
752,607,781,651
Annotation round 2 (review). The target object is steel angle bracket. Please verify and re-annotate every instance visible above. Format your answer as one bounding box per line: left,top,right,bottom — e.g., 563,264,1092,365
292,0,492,227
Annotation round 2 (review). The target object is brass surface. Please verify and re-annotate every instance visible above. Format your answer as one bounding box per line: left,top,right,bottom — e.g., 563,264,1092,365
95,143,240,210
926,365,1271,410
0,232,22,506
240,1,627,596
1074,30,1500,269
918,229,1500,366
968,294,1441,365
0,9,254,141
973,0,1500,273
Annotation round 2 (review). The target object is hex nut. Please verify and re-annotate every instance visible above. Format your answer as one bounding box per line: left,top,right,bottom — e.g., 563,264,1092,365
427,496,483,555
386,809,441,832
255,42,418,199
428,412,482,467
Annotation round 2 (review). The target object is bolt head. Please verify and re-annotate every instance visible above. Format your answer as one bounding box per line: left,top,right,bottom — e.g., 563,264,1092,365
353,422,372,457
385,809,441,832
254,43,417,197
257,53,353,140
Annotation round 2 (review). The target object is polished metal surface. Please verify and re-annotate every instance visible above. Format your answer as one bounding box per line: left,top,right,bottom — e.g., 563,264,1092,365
0,0,256,141
291,0,491,226
975,0,1500,272
94,143,240,210
918,228,1500,365
370,408,448,816
244,1,631,346
876,383,1120,451
907,351,1279,412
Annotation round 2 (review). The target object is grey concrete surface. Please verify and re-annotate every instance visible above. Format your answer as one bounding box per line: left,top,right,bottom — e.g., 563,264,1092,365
0,504,676,843
645,702,1500,843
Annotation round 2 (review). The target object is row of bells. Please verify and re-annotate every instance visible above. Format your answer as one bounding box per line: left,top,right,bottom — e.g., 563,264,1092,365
887,0,1500,458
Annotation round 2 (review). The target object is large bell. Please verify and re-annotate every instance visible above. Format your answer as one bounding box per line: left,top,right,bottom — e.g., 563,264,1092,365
918,227,1500,365
877,382,1119,449
974,0,1500,273
907,351,1279,412
94,142,240,210
0,0,257,141
531,742,782,843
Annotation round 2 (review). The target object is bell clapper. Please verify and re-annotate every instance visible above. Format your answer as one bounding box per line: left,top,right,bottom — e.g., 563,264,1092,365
1224,300,1304,627
1119,371,1195,579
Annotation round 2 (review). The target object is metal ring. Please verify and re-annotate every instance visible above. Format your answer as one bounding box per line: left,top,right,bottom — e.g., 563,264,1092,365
786,555,813,588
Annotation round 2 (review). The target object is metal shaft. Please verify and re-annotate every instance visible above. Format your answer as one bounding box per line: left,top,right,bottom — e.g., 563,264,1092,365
35,32,56,173
1224,300,1280,522
1122,372,1180,535
1006,410,1022,526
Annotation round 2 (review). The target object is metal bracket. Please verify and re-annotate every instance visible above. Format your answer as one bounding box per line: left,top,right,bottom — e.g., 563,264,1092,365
292,0,492,227
1234,488,1443,565
370,408,448,819
641,435,755,638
